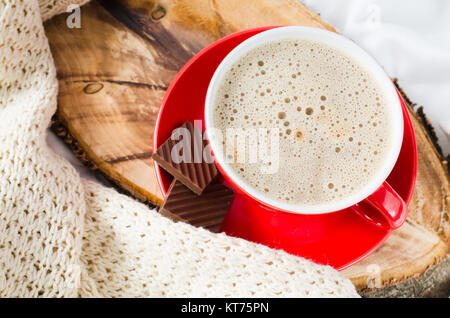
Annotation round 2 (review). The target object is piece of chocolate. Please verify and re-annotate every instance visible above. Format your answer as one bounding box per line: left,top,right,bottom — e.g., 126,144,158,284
152,121,219,195
160,180,234,232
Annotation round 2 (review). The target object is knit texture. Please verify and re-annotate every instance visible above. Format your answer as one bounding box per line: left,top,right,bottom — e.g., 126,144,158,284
0,0,359,297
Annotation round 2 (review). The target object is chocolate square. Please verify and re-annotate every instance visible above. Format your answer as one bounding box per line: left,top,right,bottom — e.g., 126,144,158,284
152,121,219,195
160,180,234,232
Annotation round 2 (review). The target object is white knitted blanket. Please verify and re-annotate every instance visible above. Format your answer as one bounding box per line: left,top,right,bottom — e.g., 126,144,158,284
0,0,359,297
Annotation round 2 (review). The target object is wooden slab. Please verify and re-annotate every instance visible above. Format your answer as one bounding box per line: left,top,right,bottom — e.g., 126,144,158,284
44,0,449,296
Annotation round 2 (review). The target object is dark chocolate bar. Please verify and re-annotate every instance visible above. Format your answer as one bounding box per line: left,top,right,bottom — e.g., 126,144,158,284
152,121,219,195
160,180,234,232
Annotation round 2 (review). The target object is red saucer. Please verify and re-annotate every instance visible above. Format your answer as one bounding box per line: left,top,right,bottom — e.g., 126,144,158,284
153,26,417,270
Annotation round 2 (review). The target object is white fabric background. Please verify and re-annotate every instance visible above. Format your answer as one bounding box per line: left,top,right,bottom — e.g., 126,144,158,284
47,0,450,182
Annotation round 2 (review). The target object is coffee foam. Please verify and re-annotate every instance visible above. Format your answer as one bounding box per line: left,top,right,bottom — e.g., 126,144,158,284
213,39,394,207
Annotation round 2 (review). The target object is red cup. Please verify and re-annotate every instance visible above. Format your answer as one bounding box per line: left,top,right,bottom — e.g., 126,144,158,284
203,26,408,230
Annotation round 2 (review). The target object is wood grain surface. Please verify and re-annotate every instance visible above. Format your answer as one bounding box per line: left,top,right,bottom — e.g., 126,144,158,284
44,0,449,297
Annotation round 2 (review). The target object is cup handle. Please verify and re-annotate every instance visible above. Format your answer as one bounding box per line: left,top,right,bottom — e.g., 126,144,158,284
353,182,408,230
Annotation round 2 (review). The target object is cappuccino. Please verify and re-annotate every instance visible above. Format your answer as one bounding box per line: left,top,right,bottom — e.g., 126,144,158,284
212,39,396,208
